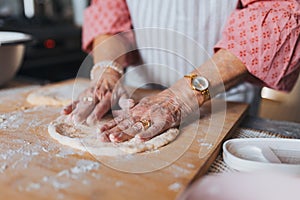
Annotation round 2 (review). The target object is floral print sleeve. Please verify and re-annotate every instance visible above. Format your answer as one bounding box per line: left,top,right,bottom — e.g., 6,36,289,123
215,0,300,91
82,0,132,52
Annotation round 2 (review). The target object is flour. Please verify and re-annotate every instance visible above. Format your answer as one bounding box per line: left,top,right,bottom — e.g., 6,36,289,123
0,164,7,173
70,159,100,175
115,181,124,187
197,138,213,149
16,158,101,193
0,85,39,112
0,106,60,131
186,163,195,169
168,182,182,192
170,165,191,178
55,147,83,158
25,182,41,191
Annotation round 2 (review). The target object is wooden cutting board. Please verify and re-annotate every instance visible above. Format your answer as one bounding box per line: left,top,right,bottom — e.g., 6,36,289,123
0,79,248,200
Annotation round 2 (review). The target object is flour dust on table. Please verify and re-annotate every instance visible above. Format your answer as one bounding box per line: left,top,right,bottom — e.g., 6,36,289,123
26,80,89,106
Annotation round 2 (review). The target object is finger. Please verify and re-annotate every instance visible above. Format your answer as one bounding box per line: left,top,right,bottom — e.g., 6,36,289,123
107,118,136,142
100,115,125,132
122,122,143,137
110,83,129,107
71,101,96,124
118,98,135,110
136,121,165,141
71,91,97,124
94,79,111,101
61,100,79,115
97,80,110,100
97,132,110,142
86,92,112,125
109,131,133,143
111,109,126,117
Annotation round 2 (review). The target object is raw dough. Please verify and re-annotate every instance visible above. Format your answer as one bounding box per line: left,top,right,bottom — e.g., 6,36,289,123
48,115,180,156
29,80,180,155
27,80,89,106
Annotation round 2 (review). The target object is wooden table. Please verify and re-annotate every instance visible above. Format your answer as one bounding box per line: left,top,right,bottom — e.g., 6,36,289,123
0,79,248,199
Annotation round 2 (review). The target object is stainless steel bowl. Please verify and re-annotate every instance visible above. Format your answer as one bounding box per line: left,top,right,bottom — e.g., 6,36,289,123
0,31,32,85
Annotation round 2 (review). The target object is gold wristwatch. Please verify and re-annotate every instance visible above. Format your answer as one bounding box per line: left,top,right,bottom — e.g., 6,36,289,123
184,74,211,101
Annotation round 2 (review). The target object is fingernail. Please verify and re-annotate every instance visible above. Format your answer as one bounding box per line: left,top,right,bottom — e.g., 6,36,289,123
109,134,117,142
135,135,146,142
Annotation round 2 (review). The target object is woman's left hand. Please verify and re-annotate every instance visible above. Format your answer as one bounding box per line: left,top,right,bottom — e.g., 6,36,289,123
99,90,189,142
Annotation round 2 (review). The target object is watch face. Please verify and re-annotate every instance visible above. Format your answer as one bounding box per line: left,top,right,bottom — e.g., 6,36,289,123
191,76,209,91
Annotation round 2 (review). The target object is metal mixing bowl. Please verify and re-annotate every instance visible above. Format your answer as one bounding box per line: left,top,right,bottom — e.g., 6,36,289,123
0,31,32,85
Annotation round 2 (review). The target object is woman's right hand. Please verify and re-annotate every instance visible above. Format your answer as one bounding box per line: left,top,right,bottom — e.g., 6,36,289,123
62,67,134,125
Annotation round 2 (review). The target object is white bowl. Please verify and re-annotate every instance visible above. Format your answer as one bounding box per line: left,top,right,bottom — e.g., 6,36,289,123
0,31,32,85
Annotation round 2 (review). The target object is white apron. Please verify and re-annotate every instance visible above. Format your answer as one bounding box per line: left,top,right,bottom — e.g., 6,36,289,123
124,0,261,115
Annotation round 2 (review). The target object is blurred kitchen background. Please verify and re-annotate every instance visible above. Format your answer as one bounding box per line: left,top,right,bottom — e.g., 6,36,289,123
0,0,299,123
0,0,91,82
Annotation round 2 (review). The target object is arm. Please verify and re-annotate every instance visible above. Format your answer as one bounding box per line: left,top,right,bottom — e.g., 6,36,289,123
100,0,300,143
100,49,247,142
63,0,135,124
215,0,300,92
169,49,248,114
92,34,128,66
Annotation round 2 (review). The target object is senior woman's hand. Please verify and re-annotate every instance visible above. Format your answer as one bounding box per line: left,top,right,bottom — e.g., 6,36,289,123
62,67,133,125
99,89,194,142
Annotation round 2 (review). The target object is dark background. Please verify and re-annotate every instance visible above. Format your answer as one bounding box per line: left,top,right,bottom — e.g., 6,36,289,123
0,0,89,82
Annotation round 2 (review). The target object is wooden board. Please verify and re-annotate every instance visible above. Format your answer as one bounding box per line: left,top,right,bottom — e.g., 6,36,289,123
0,79,248,200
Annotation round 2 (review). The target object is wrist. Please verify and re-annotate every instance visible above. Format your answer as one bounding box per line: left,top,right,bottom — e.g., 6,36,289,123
164,84,198,119
90,60,124,81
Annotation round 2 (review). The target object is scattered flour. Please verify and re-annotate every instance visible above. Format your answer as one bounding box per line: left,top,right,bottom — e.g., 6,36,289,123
115,181,124,187
0,164,7,173
168,182,182,192
16,159,101,193
169,165,191,178
40,159,100,191
0,106,60,130
55,147,82,158
186,163,195,169
197,139,213,150
25,182,41,191
69,159,100,175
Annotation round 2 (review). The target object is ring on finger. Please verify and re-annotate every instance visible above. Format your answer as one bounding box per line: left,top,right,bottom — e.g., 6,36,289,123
139,119,151,130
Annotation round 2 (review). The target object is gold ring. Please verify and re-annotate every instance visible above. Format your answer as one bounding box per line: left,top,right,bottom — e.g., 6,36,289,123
83,96,93,102
140,119,151,130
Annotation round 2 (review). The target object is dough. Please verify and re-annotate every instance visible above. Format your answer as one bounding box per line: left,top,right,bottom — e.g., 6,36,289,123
27,80,89,106
48,115,180,156
29,79,181,155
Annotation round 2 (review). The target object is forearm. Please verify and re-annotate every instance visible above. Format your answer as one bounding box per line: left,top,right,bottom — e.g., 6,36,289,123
92,34,131,68
168,49,248,115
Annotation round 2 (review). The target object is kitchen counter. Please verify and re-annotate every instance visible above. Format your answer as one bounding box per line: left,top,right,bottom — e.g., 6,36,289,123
0,78,299,199
0,78,249,199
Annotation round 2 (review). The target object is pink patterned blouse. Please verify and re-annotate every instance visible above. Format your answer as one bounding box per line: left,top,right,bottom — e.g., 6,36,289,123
82,0,300,92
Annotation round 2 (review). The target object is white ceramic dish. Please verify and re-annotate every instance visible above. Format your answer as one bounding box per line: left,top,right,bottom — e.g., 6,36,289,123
223,138,300,175
0,31,32,85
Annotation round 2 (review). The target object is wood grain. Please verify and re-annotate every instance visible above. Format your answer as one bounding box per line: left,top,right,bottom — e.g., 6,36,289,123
0,79,248,200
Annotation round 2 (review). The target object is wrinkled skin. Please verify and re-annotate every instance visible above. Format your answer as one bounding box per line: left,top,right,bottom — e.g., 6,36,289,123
63,68,134,125
99,90,189,143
